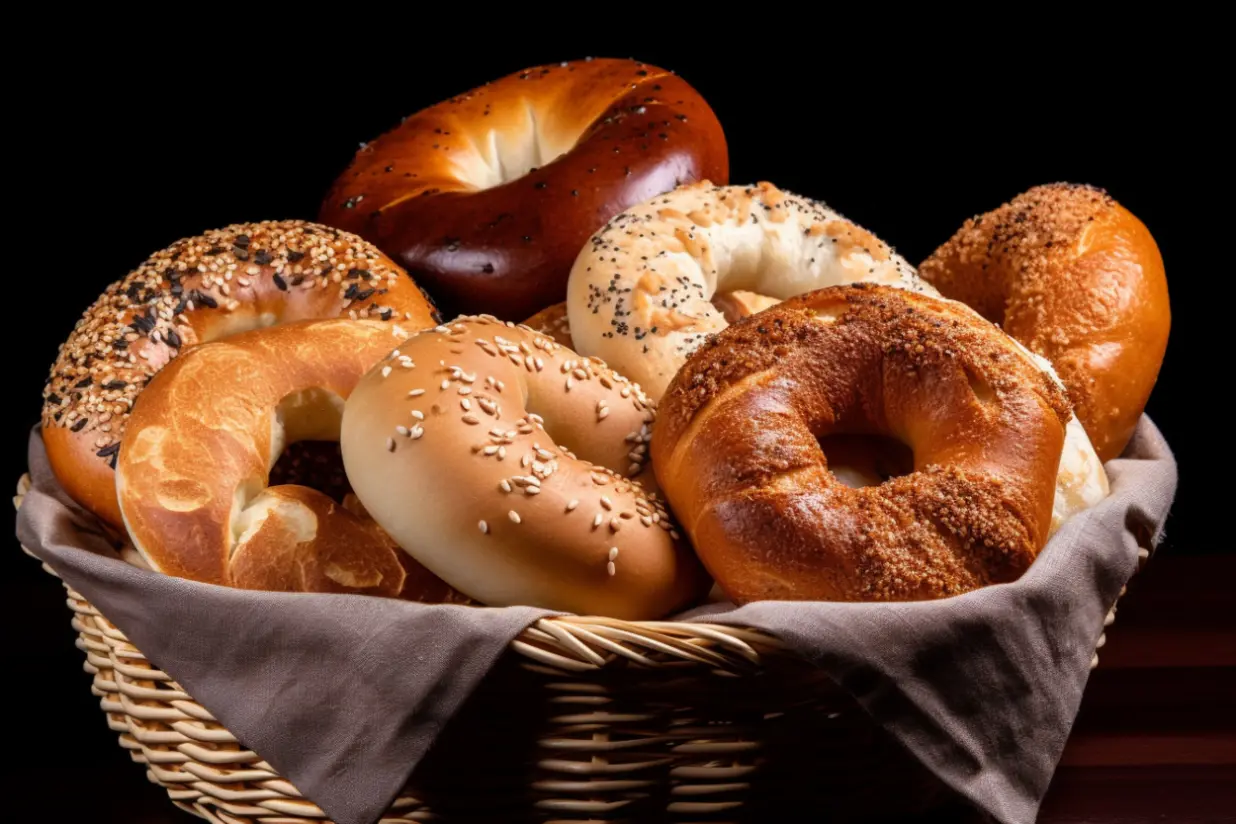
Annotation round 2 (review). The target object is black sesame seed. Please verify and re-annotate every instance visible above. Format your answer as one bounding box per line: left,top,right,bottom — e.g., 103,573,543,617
254,250,273,266
287,250,305,262
273,273,288,291
71,418,88,432
234,234,251,247
103,379,127,390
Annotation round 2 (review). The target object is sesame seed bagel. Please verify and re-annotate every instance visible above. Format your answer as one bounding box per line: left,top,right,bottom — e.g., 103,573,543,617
321,58,729,320
339,316,708,619
919,183,1170,462
116,318,466,601
565,181,935,400
41,220,440,528
524,291,780,350
652,284,1083,604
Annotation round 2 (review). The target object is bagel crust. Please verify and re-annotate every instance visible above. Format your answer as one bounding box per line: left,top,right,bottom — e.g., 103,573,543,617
340,316,708,619
42,220,439,527
321,58,729,320
566,181,936,400
652,285,1073,604
919,183,1170,462
116,319,465,602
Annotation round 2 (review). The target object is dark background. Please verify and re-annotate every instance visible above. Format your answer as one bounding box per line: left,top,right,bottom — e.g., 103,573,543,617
5,41,1224,820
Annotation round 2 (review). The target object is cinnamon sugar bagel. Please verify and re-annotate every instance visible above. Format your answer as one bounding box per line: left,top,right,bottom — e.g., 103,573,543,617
652,284,1087,604
42,221,439,528
919,184,1169,462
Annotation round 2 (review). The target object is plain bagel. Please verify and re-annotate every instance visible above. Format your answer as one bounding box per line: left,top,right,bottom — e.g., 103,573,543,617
652,285,1085,604
565,181,935,399
116,318,466,602
42,220,439,528
340,316,708,619
919,183,1170,462
321,58,729,320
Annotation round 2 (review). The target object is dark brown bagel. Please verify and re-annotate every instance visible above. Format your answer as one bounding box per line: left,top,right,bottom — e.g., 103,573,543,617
652,284,1073,604
320,58,728,320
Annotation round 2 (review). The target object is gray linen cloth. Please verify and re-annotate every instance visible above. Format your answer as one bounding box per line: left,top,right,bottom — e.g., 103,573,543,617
15,418,1176,824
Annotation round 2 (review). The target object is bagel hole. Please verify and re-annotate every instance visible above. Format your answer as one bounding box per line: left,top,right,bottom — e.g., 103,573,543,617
817,433,914,488
267,388,351,503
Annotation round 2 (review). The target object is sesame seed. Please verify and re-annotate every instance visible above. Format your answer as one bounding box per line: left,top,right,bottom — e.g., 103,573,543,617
462,414,480,425
461,399,472,411
381,366,392,378
408,388,426,397
600,496,613,510
500,480,513,492
478,520,489,534
593,513,604,528
396,425,410,436
509,510,522,524
411,410,425,420
609,547,619,560
566,499,580,512
607,561,617,576
410,426,424,439
386,437,396,452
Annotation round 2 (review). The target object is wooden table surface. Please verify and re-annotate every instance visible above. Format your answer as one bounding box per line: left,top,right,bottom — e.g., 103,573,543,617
5,552,1233,822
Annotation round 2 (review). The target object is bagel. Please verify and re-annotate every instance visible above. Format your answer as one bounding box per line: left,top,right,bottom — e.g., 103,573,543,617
566,181,934,399
321,58,728,320
42,221,439,528
652,284,1100,604
340,316,708,619
116,318,466,601
524,290,780,350
919,183,1169,462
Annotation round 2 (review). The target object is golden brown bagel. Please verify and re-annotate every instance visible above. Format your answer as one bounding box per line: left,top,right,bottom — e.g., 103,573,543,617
321,58,728,320
340,316,708,619
652,285,1073,604
116,318,465,602
42,221,439,529
919,183,1169,462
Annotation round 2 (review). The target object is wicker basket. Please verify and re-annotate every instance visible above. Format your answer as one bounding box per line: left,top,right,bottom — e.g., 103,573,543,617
16,474,1137,824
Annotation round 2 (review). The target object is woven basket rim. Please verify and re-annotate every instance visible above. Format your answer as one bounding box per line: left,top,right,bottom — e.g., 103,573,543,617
14,472,790,672
16,471,1134,673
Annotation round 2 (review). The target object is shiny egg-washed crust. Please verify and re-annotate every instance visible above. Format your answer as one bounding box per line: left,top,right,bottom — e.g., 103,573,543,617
116,319,467,602
41,220,440,528
919,183,1170,462
340,316,708,619
321,58,728,321
652,284,1072,604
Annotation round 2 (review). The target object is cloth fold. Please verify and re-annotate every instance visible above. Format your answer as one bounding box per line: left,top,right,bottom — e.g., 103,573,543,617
15,418,1176,824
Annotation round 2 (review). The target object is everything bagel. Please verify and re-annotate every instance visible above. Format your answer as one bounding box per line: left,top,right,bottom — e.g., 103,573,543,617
116,319,465,601
42,221,439,528
340,316,707,619
920,184,1169,462
321,58,728,320
566,181,935,399
652,285,1101,604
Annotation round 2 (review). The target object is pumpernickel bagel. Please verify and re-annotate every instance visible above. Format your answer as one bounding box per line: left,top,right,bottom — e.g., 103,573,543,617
42,221,439,528
919,183,1170,462
321,58,728,320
